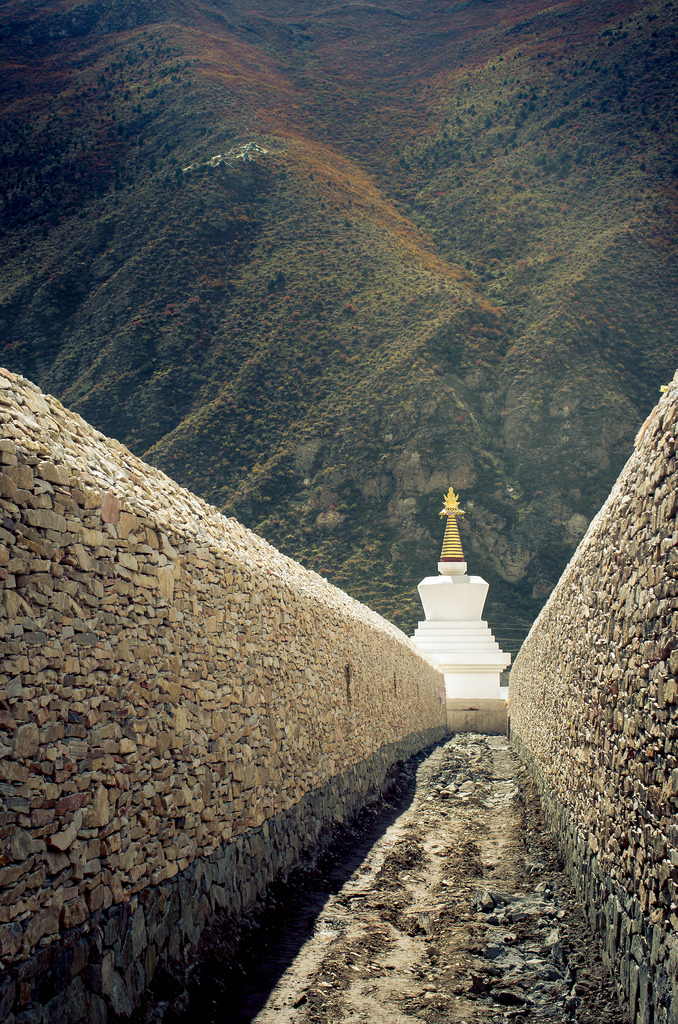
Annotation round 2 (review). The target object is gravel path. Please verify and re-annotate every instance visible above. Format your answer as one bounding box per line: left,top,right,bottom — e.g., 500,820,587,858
165,735,629,1024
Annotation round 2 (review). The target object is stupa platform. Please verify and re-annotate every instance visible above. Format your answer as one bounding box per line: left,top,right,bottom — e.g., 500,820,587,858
445,698,508,735
410,487,511,708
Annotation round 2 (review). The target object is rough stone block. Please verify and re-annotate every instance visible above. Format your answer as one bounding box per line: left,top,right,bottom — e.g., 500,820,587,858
0,475,17,501
50,810,83,852
0,923,21,959
0,978,15,1020
84,787,110,829
61,898,89,930
0,762,28,785
130,908,147,959
11,725,38,760
89,952,114,998
37,463,70,487
23,508,67,534
24,906,59,947
86,991,107,1024
109,972,133,1018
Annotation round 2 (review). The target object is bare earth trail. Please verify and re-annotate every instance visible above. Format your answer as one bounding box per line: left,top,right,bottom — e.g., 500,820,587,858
175,737,629,1024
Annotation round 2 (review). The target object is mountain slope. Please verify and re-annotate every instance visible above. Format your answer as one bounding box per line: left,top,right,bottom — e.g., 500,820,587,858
1,0,677,651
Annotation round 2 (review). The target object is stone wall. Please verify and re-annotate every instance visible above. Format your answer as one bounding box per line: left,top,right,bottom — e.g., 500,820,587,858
0,368,446,1023
510,372,678,1024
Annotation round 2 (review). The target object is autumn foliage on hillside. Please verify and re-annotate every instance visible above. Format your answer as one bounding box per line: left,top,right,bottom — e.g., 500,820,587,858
1,0,677,649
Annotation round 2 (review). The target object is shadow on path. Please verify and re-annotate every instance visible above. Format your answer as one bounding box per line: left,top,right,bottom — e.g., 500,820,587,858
171,742,440,1024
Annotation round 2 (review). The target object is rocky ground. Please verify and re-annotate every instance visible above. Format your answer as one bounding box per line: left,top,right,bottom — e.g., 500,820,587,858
169,735,629,1024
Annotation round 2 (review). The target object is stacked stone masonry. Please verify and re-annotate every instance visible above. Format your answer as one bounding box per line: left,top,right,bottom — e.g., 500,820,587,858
510,370,678,1024
0,368,446,1023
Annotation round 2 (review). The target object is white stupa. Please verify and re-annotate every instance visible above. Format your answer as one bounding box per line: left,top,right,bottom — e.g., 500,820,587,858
411,488,510,700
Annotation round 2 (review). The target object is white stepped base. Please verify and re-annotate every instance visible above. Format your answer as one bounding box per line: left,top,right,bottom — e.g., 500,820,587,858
413,621,509,661
411,620,510,700
412,570,511,701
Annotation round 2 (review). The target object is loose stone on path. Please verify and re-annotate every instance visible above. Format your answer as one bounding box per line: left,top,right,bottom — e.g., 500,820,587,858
175,734,628,1024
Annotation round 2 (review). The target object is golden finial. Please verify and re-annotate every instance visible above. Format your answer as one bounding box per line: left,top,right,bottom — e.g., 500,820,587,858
439,487,465,518
439,487,465,562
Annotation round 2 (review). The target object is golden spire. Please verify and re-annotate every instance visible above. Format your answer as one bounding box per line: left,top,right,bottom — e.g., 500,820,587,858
439,487,465,562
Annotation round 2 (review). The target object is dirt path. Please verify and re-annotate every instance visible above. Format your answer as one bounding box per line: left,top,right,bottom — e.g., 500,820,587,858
171,735,629,1024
